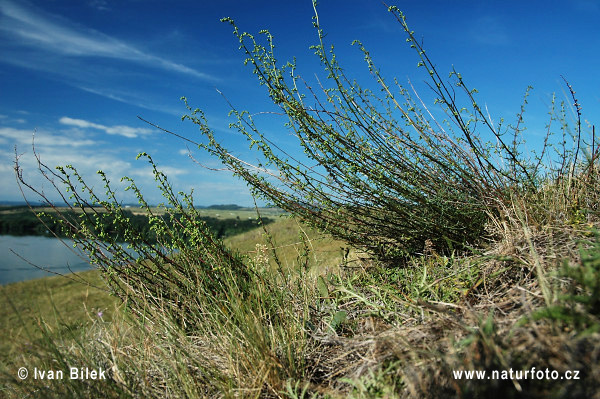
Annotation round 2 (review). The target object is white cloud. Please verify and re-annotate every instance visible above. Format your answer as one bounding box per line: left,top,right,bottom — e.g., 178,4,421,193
1,122,253,205
0,125,135,203
59,117,153,139
0,123,182,204
0,114,27,124
0,0,215,80
0,126,97,147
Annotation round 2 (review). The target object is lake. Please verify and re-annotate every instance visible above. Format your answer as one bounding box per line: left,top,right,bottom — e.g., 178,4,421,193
0,235,97,285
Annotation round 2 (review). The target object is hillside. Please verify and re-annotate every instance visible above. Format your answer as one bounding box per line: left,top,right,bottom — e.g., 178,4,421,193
2,212,599,398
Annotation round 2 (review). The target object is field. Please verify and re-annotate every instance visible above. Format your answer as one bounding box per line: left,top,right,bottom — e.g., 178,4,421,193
0,269,116,365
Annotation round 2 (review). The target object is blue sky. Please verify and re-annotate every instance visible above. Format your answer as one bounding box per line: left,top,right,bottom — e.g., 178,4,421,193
1,0,599,206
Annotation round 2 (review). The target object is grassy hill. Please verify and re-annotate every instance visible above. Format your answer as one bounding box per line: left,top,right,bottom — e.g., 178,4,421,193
1,211,599,398
0,269,116,365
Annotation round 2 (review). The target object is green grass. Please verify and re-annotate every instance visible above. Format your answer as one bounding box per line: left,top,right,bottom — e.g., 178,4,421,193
0,269,116,364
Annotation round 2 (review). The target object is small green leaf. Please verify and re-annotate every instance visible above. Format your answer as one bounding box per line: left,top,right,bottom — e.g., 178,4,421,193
331,310,347,330
317,276,329,299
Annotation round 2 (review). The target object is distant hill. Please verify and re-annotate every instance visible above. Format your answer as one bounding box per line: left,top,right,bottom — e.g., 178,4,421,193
0,201,36,207
205,204,244,210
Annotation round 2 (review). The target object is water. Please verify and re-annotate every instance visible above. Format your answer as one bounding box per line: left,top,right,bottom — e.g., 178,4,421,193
0,235,97,285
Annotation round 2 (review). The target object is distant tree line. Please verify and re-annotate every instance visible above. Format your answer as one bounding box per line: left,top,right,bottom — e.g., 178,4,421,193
205,204,244,210
0,207,271,241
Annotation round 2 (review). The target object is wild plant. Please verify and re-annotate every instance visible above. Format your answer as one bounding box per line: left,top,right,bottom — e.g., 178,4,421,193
175,2,597,264
15,150,251,332
530,230,600,335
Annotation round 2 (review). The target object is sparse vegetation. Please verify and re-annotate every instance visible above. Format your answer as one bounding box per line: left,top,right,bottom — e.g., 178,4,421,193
2,2,599,398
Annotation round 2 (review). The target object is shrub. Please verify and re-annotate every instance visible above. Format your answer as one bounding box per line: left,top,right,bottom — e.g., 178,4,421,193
176,3,597,264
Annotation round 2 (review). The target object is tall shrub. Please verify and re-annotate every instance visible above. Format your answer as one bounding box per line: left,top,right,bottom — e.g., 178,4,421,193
178,4,592,263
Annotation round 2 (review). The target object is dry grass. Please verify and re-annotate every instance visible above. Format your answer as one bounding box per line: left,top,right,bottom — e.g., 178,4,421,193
0,270,116,364
2,191,599,398
224,216,362,275
283,218,600,398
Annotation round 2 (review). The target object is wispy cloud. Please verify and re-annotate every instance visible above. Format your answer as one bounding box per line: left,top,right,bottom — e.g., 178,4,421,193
77,86,185,116
0,0,215,80
1,124,130,201
87,0,109,12
59,117,153,139
0,123,152,203
0,114,26,124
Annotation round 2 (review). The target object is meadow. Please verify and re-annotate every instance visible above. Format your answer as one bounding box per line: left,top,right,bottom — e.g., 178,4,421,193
1,4,600,398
